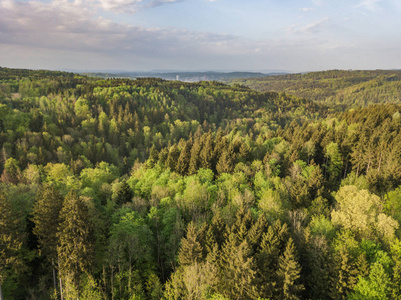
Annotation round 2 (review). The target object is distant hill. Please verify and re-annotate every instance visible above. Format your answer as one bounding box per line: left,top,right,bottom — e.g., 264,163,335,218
83,71,285,82
231,69,401,107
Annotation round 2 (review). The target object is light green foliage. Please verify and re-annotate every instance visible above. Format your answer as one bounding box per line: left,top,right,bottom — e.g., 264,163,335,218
384,186,401,230
79,275,103,300
74,97,91,119
349,259,392,300
340,172,369,190
44,163,75,191
308,215,335,239
109,210,155,270
332,185,399,239
258,188,286,220
80,162,119,201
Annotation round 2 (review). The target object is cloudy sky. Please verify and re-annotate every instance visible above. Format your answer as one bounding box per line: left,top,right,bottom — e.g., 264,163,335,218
1,0,401,72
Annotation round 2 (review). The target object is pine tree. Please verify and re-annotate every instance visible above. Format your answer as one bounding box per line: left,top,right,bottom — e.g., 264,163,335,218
57,191,94,300
276,238,304,300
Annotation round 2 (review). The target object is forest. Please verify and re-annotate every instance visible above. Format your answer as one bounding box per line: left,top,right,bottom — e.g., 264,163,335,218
230,69,401,108
1,66,401,299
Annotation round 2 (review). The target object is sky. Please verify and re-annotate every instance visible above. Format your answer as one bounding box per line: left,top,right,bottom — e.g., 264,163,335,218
1,0,401,72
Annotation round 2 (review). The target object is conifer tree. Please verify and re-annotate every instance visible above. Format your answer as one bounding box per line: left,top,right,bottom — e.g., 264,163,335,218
256,220,289,299
166,144,181,172
216,148,235,175
32,185,64,293
0,192,23,300
199,132,214,170
276,238,304,300
188,138,202,175
178,222,203,266
57,191,94,300
330,247,358,300
176,142,191,175
219,231,259,300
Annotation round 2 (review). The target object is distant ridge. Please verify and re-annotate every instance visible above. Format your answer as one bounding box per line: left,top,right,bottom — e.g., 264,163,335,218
230,69,401,108
81,70,288,82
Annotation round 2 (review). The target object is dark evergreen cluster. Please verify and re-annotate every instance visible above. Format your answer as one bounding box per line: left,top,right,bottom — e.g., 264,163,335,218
1,67,401,299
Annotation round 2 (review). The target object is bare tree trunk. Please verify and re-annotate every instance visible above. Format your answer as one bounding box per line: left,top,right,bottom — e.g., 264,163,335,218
378,152,383,172
366,156,371,173
356,163,359,178
58,258,64,300
102,265,107,300
52,259,57,292
111,267,114,300
128,255,132,294
343,159,348,179
118,262,122,297
0,282,4,300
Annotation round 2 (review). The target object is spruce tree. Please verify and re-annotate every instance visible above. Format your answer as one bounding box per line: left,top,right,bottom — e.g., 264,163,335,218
199,132,214,170
32,185,64,293
57,191,94,300
188,138,202,175
0,192,23,300
176,142,191,176
276,238,304,300
178,222,203,266
216,148,235,175
166,144,181,172
330,247,358,300
219,231,258,300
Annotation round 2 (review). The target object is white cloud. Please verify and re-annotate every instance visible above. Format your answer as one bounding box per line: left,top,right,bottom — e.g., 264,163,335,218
1,0,400,72
0,0,237,58
300,7,313,12
93,0,183,13
356,0,382,11
287,17,329,34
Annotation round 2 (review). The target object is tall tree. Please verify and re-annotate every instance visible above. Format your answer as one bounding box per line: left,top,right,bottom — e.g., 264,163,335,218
0,192,23,300
219,231,258,299
32,185,64,294
57,191,94,300
276,238,304,300
178,222,203,266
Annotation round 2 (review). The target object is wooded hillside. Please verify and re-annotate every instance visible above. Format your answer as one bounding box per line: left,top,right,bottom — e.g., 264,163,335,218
1,67,401,300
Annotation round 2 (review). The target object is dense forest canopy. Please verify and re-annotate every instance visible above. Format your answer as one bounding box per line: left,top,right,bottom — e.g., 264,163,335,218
1,66,401,300
230,69,401,108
